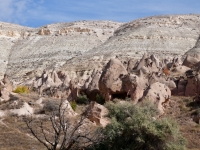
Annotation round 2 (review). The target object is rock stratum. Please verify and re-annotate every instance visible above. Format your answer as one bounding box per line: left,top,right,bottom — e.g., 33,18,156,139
1,14,200,80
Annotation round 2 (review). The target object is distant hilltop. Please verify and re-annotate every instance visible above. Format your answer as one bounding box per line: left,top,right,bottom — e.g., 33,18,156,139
0,14,200,80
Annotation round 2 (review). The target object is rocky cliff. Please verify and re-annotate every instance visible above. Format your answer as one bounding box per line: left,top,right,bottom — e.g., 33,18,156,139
1,14,200,80
61,14,200,77
5,21,121,80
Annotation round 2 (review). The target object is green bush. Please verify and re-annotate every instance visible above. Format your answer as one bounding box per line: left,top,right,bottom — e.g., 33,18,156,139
92,102,186,150
77,95,89,105
96,94,105,105
70,101,77,111
13,86,29,94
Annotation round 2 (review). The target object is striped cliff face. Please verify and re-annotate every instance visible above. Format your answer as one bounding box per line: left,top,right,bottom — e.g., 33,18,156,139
1,14,200,81
0,21,121,80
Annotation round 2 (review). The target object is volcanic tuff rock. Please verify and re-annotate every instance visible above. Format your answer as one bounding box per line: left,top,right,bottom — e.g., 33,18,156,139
1,15,200,80
0,21,121,80
61,14,200,76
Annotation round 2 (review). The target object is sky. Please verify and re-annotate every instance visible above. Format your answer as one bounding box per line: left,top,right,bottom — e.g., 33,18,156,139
0,0,200,28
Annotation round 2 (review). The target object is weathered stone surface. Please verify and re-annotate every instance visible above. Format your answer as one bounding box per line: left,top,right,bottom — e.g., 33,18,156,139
182,55,199,68
86,101,109,127
143,82,171,114
99,58,128,101
185,74,200,96
0,15,200,82
5,21,121,80
62,15,200,77
84,69,101,101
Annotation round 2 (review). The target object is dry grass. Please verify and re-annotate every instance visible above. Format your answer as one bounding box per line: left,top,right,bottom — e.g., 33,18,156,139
0,116,45,150
165,96,200,150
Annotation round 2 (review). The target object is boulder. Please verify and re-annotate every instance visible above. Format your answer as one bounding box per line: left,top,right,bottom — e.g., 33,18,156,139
171,65,190,75
185,74,200,96
148,73,176,90
99,58,128,101
172,77,187,96
143,82,171,114
182,55,199,68
127,59,138,72
86,70,101,101
0,75,13,101
2,74,13,92
135,53,147,70
86,101,109,127
69,79,79,101
122,73,148,104
0,87,10,101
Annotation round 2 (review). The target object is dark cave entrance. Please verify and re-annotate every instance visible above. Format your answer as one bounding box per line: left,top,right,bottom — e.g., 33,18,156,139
112,92,128,99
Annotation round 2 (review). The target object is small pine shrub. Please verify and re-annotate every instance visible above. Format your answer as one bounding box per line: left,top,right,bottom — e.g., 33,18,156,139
96,94,105,105
77,95,89,105
70,101,77,111
13,86,29,94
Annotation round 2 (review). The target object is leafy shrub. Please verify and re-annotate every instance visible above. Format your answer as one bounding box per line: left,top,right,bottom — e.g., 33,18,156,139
70,101,77,111
125,96,131,101
77,95,89,105
13,86,29,94
96,94,105,105
93,102,186,150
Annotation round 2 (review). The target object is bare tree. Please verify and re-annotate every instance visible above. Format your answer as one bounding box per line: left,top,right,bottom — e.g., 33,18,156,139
24,100,102,150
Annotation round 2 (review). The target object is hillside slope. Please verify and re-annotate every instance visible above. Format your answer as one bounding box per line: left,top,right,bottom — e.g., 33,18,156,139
61,15,200,75
1,15,200,80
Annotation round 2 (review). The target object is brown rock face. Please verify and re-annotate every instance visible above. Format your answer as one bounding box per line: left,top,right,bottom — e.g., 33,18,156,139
86,101,109,127
148,73,176,90
185,74,200,96
85,69,101,101
182,55,199,68
143,82,171,114
122,73,148,104
99,58,128,101
38,28,51,35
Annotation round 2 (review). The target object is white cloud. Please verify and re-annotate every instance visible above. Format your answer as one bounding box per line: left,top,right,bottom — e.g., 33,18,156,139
0,0,31,24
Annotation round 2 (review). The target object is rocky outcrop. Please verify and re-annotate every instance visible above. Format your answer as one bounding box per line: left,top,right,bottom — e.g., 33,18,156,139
38,28,51,35
185,74,200,96
84,69,101,101
5,21,121,80
182,55,199,68
86,101,109,127
0,14,200,81
61,14,200,78
143,82,171,114
0,75,13,101
98,58,128,101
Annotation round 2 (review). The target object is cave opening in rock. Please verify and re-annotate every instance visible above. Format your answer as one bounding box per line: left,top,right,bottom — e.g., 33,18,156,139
112,92,127,99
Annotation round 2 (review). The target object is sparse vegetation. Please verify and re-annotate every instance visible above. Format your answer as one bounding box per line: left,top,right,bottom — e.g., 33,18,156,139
13,86,29,94
93,102,186,150
77,95,89,105
70,101,77,111
24,100,101,150
96,94,105,104
43,100,59,114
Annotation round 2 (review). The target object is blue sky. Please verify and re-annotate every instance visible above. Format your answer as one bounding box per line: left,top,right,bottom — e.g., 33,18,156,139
0,0,200,27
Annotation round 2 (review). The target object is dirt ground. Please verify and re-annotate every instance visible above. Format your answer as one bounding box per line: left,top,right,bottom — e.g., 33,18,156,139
0,94,200,149
165,96,200,150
